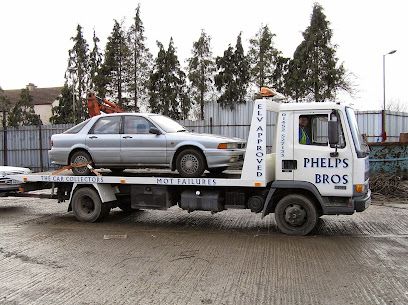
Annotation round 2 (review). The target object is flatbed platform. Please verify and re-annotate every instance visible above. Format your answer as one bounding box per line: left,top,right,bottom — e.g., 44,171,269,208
9,169,265,188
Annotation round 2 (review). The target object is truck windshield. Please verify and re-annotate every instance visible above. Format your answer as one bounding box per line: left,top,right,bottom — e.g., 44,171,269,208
345,107,369,158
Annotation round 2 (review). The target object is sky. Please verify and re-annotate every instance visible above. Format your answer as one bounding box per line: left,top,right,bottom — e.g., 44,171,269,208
0,0,406,111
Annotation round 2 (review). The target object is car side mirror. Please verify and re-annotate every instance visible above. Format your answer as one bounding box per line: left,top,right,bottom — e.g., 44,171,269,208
149,127,161,135
328,121,339,145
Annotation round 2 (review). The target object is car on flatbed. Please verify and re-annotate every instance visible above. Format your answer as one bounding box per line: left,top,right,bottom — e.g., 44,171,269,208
49,113,246,177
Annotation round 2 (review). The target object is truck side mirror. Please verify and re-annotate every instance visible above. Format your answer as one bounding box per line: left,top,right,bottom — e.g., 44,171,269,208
149,127,161,135
328,121,339,145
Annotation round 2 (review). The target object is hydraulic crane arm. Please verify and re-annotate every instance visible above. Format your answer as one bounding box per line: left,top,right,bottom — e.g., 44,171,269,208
87,92,124,117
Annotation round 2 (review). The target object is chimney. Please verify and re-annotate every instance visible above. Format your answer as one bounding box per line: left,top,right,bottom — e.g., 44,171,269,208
26,83,37,91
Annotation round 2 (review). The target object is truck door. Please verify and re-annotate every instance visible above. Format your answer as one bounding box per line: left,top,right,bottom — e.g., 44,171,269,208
293,111,353,197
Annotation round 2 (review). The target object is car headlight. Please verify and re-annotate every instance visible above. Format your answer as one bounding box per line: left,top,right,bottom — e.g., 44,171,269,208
217,143,238,149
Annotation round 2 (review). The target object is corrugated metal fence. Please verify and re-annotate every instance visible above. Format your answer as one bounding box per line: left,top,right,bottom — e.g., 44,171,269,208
0,124,72,171
1,102,407,171
356,111,408,142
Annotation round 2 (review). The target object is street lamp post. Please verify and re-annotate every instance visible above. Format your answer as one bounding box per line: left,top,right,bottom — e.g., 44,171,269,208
382,49,397,142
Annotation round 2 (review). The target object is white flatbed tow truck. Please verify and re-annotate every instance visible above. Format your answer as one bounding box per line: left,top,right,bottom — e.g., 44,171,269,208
7,91,371,235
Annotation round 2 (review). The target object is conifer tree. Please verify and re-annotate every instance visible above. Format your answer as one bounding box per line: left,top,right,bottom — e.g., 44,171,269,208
149,38,190,119
0,86,10,111
50,84,75,124
0,86,11,127
149,43,166,115
89,29,103,96
284,49,307,102
8,89,41,127
248,25,278,90
272,55,290,93
187,30,215,120
65,24,89,122
127,4,152,112
215,33,250,109
286,3,350,102
102,20,131,109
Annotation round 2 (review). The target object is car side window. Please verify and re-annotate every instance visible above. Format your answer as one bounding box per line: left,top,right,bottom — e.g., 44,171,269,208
90,117,121,134
124,116,155,134
64,119,90,134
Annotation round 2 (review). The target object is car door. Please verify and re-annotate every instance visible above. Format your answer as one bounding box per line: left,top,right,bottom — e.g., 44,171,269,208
86,116,121,165
120,116,167,165
292,111,353,197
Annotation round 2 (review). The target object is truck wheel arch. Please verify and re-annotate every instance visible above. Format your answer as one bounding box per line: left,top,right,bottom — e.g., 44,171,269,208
68,183,117,217
262,181,324,217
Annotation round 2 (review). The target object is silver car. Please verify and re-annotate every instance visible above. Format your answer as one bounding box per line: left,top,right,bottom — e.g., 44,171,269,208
49,113,246,177
0,166,32,195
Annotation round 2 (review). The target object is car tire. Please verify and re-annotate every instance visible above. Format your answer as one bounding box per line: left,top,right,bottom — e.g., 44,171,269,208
274,194,318,236
71,187,110,222
70,150,92,176
176,148,206,178
209,167,228,175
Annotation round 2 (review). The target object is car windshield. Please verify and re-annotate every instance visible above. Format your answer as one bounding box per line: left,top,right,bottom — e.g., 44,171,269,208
149,115,186,133
63,119,90,134
345,107,369,158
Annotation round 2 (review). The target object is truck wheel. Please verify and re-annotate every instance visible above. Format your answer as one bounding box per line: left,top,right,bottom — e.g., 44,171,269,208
71,187,110,222
70,151,92,176
176,149,205,178
274,194,318,236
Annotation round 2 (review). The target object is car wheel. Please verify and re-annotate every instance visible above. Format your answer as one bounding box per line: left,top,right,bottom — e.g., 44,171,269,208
71,187,110,222
70,150,92,176
274,194,318,236
176,149,205,178
209,167,228,175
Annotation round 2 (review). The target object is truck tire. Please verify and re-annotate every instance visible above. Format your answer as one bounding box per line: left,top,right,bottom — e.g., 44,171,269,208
274,194,318,236
71,187,110,222
70,150,92,176
176,149,205,178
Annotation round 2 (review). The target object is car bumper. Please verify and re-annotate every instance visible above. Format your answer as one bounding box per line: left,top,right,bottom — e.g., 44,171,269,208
204,149,245,168
0,182,20,192
353,189,371,212
48,149,69,165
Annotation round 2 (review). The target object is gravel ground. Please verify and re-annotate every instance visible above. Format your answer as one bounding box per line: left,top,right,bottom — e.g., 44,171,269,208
0,196,407,305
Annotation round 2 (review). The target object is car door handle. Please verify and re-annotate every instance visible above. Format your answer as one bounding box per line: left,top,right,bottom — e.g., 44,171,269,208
89,136,98,139
123,136,133,139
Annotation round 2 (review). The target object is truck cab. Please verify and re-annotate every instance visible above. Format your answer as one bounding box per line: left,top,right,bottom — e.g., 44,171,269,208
274,102,370,212
256,96,371,234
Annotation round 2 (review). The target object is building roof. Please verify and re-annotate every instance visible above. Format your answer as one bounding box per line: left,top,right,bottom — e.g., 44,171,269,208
3,83,62,106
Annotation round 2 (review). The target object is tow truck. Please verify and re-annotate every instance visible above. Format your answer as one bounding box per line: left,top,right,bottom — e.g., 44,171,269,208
7,88,371,235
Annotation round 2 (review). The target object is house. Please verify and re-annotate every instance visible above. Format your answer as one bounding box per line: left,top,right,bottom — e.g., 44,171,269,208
3,83,62,124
